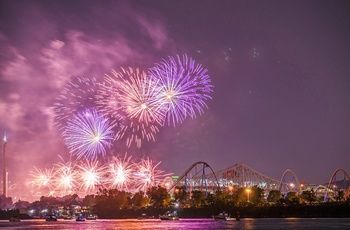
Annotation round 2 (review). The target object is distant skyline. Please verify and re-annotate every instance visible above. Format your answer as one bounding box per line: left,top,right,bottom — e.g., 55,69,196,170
0,0,350,199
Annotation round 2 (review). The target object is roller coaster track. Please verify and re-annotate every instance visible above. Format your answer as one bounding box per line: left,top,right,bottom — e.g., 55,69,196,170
324,168,350,202
167,161,220,194
204,163,280,191
278,169,301,195
167,162,349,201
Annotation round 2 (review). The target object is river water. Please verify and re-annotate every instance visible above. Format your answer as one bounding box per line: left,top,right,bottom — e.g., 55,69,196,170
1,218,350,229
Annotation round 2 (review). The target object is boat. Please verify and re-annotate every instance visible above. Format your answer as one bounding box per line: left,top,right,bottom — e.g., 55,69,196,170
214,211,240,221
86,214,98,220
76,215,86,221
213,212,231,221
45,214,58,221
159,211,179,220
9,216,21,222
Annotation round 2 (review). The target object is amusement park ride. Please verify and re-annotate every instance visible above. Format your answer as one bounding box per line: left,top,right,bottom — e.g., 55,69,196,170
166,161,350,202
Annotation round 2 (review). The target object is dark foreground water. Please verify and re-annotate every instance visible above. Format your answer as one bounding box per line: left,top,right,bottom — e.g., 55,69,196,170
1,218,350,230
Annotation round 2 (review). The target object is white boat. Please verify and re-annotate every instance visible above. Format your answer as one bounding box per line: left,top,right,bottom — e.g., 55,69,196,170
213,212,231,221
86,214,98,220
213,212,240,221
159,211,179,220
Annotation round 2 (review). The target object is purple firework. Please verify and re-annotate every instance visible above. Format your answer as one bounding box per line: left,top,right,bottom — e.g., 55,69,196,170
96,67,163,148
62,108,115,160
54,77,99,130
148,54,214,126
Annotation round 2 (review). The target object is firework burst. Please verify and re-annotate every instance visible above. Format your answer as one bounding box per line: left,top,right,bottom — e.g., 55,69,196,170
28,155,172,198
54,77,99,129
107,154,134,191
134,157,170,192
29,166,55,189
63,108,115,160
77,159,107,193
148,54,214,126
96,67,163,148
53,160,78,196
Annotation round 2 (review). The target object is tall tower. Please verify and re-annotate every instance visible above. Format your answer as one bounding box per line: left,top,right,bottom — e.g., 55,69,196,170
3,132,8,197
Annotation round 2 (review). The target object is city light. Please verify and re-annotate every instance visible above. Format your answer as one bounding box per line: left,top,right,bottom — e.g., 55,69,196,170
246,188,251,203
228,185,233,194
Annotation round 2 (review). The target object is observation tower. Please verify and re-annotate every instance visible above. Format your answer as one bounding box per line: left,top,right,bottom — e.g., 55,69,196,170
3,132,8,197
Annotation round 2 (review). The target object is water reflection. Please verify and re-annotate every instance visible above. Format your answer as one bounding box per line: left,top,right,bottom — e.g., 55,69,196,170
0,218,350,230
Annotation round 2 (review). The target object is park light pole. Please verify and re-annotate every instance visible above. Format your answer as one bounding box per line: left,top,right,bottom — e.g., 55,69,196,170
228,185,233,194
246,188,251,203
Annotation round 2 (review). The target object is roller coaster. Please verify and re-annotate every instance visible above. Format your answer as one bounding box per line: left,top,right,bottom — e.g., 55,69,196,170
324,168,350,202
167,162,350,201
167,162,280,194
167,161,220,195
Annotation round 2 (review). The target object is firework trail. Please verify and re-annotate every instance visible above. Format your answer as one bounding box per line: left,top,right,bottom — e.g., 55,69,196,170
54,77,99,129
76,159,107,193
106,154,134,191
148,54,214,126
96,67,163,148
62,108,115,160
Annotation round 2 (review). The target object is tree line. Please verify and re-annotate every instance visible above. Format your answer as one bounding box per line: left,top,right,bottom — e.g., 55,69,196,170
1,185,349,219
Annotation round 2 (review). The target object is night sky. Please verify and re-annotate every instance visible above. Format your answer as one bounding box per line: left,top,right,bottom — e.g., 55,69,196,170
1,0,350,197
